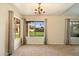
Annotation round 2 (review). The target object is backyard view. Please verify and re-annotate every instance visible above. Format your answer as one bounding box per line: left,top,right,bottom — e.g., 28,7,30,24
16,20,20,39
16,33,20,38
29,31,44,37
27,21,44,37
71,21,79,37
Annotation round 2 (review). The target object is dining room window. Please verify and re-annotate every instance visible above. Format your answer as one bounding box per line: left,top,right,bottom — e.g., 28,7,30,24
26,21,44,37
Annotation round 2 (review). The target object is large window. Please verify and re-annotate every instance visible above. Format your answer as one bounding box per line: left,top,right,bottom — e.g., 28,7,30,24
70,21,79,37
26,21,44,37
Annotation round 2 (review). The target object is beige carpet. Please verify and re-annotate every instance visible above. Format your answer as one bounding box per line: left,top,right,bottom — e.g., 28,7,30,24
12,45,79,56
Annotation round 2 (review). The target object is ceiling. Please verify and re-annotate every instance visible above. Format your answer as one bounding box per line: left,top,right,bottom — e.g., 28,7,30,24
13,3,79,16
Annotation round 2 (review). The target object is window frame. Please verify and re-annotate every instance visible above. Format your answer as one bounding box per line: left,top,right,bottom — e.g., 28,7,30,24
26,21,45,37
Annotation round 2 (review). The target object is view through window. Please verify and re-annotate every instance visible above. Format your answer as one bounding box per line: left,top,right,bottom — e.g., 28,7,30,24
15,19,20,39
70,21,79,37
26,21,44,37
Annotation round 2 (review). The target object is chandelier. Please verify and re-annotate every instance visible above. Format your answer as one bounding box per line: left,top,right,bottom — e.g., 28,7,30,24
34,3,45,15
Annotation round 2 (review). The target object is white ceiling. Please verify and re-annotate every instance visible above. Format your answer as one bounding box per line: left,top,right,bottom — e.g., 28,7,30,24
13,3,79,16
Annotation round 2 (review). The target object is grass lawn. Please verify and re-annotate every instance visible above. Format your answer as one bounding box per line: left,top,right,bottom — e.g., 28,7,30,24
16,33,20,39
30,31,44,37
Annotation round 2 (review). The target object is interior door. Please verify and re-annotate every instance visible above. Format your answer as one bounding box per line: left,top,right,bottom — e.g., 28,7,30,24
70,20,79,44
26,21,45,44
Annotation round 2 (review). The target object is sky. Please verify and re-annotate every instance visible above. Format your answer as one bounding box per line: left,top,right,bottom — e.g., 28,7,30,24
31,21,44,28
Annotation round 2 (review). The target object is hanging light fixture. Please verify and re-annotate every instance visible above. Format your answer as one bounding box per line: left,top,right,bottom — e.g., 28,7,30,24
34,3,45,15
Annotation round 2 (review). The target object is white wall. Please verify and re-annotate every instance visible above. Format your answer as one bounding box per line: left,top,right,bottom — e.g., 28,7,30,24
26,37,45,44
23,16,79,44
0,3,22,56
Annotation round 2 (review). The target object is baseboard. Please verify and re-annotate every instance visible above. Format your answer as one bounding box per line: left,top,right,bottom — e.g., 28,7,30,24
47,43,64,45
69,44,79,45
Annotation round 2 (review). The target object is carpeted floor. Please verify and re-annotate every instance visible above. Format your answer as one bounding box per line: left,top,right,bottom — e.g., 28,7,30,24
12,45,79,56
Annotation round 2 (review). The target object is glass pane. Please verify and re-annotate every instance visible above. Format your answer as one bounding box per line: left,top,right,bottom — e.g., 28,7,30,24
70,21,79,37
26,21,44,37
15,20,20,39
